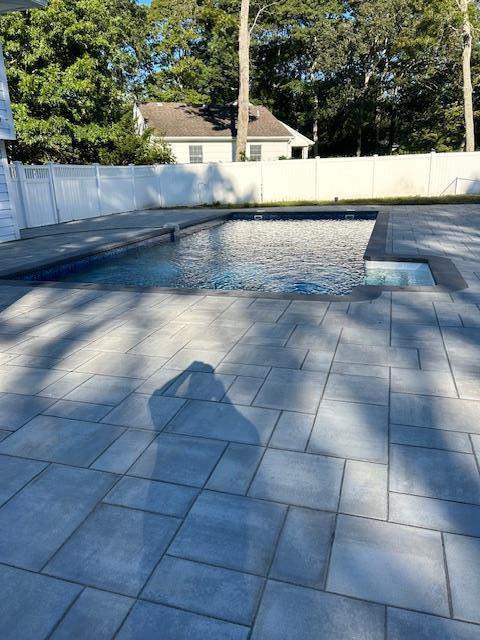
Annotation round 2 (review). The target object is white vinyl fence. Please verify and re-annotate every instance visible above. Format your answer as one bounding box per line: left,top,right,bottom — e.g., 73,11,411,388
8,151,480,230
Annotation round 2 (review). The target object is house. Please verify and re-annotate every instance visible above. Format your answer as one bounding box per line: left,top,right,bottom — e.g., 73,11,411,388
0,0,47,242
134,102,313,164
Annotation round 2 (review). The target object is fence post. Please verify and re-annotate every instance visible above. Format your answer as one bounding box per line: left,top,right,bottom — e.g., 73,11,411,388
371,154,378,198
155,164,163,207
427,151,435,196
315,156,320,201
259,161,264,203
13,161,30,228
130,164,137,210
47,163,61,223
94,163,102,216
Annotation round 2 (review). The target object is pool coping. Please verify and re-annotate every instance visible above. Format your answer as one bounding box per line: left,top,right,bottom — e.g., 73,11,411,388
0,209,468,301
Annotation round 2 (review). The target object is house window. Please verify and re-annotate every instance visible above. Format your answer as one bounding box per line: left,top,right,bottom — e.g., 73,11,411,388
189,145,203,163
249,144,262,161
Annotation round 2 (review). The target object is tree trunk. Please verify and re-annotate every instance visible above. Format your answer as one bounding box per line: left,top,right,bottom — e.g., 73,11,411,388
374,102,381,152
312,119,319,156
356,118,363,157
356,69,372,157
312,94,319,156
235,0,250,161
460,0,475,152
388,107,397,153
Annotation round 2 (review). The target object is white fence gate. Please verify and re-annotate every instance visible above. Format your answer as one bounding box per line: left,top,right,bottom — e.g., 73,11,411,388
7,151,480,230
9,163,163,228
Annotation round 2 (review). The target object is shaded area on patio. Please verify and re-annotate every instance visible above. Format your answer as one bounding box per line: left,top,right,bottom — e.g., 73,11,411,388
0,204,479,639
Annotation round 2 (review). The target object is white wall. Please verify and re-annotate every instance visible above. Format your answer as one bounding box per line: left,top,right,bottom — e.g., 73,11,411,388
166,138,291,164
247,140,291,161
167,140,233,164
7,151,480,234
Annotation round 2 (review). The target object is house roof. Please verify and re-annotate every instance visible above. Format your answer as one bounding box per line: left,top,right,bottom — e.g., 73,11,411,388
137,102,292,139
280,121,314,147
0,0,47,13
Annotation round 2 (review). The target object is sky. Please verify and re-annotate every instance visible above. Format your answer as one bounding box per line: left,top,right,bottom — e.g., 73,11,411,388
138,0,151,4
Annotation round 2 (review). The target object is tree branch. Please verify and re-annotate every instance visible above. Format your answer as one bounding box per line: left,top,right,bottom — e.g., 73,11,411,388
249,1,279,34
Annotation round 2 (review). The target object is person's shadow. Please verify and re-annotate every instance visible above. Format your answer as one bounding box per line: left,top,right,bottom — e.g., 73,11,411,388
135,360,270,624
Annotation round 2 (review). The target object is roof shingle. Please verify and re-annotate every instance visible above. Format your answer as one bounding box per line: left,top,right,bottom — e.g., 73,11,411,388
138,103,291,138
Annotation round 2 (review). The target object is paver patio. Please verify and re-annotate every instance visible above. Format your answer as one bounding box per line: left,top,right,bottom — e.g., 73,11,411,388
0,204,479,638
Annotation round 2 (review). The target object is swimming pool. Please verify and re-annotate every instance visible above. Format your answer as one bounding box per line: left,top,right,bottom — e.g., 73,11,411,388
14,217,436,295
49,219,376,295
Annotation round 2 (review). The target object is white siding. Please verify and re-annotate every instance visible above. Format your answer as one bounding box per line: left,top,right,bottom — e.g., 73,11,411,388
0,142,19,241
166,140,233,164
165,139,291,164
248,140,291,161
0,45,19,242
0,46,15,141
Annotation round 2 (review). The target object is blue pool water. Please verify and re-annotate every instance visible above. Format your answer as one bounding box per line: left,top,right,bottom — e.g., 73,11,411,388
365,261,435,287
58,219,375,295
23,219,435,294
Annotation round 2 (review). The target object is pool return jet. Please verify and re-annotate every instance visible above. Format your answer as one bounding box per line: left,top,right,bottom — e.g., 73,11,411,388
162,223,180,241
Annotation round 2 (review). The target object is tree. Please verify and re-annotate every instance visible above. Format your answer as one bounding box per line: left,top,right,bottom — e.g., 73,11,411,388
147,0,211,104
3,0,476,163
0,0,151,163
459,0,476,151
147,0,239,104
251,0,347,155
146,0,479,157
417,0,479,152
235,0,250,160
98,114,175,165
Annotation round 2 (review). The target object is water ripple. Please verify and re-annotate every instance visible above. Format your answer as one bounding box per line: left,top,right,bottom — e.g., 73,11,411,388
64,219,375,295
